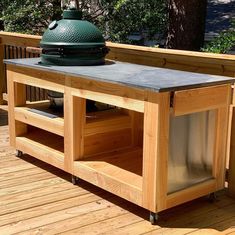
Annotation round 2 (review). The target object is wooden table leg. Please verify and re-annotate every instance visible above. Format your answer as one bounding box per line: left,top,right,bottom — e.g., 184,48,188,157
142,92,170,214
7,70,27,147
0,43,5,104
229,107,235,197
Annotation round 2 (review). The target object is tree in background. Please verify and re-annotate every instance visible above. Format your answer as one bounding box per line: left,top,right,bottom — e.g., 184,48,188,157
0,0,62,34
60,0,167,43
166,0,208,51
0,0,167,44
100,0,167,43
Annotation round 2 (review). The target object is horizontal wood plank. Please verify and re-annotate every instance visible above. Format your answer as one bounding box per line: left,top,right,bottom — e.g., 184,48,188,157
74,148,143,206
71,87,145,112
15,129,64,170
173,85,231,116
7,65,65,93
14,107,64,136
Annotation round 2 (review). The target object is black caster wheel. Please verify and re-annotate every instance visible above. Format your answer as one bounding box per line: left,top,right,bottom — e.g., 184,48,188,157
15,150,23,157
208,192,217,203
149,212,158,225
71,175,79,185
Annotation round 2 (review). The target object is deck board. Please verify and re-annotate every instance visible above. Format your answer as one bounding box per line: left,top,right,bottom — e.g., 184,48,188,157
0,108,235,234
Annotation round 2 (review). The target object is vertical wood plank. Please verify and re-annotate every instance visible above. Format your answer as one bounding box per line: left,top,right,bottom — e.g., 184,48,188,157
213,85,231,189
229,106,235,197
6,70,15,146
129,110,143,147
0,43,5,104
142,92,170,212
7,69,27,147
64,85,86,173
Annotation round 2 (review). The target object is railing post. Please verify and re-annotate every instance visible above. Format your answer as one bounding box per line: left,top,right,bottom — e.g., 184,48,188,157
0,40,5,104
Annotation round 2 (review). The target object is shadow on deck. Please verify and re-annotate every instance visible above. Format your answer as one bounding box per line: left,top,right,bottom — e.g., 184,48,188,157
0,109,235,234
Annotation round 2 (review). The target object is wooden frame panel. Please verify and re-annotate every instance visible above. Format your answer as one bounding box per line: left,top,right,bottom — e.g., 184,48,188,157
213,104,231,189
0,43,5,104
15,136,64,170
64,86,86,173
14,107,64,136
70,88,144,113
7,70,27,147
74,160,143,206
7,65,65,93
229,105,235,196
173,84,231,116
166,179,217,209
165,86,231,210
69,75,146,103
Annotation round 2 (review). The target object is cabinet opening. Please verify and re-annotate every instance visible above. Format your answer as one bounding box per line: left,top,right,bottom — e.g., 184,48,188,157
74,105,144,192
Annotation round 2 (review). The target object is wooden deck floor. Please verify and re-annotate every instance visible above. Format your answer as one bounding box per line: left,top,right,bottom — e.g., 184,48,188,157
1,108,235,235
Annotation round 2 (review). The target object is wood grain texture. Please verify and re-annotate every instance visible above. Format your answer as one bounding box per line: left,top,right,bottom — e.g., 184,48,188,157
229,106,235,197
173,85,231,116
7,65,65,93
14,106,64,136
70,84,145,112
73,148,143,206
64,86,86,173
0,43,5,104
15,129,64,170
142,92,170,212
0,31,41,47
6,70,27,147
166,179,217,209
214,99,231,189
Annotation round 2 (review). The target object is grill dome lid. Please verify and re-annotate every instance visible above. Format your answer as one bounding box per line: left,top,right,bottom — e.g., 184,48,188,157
40,9,105,48
40,8,109,66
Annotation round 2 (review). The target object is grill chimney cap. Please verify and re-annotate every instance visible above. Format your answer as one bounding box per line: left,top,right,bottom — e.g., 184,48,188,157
63,8,82,20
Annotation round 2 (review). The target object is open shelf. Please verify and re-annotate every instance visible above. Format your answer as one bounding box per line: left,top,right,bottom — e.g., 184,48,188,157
15,101,64,136
74,147,143,206
15,127,65,170
15,101,131,139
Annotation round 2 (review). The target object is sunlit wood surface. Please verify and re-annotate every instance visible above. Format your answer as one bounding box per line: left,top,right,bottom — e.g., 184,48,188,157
0,108,235,235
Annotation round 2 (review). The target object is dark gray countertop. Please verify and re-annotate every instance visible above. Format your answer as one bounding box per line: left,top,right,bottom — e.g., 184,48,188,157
4,57,235,92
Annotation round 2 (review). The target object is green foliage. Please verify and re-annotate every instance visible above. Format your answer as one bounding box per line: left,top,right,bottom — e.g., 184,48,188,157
202,22,235,54
99,0,167,43
0,0,62,35
0,0,167,43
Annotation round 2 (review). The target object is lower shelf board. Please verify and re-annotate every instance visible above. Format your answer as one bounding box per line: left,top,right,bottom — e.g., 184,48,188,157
16,128,64,170
73,147,143,206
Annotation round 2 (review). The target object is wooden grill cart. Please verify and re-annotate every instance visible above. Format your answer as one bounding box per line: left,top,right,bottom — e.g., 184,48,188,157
5,58,235,223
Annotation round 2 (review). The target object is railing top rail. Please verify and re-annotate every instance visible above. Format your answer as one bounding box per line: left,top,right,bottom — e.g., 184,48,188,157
0,31,235,71
0,31,41,47
107,41,235,63
0,31,235,60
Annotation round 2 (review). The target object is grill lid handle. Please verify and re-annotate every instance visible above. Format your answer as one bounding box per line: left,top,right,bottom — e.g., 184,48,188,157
49,21,58,30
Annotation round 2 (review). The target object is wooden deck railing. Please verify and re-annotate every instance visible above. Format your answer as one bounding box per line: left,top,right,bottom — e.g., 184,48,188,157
0,32,47,103
1,31,235,104
1,31,235,196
